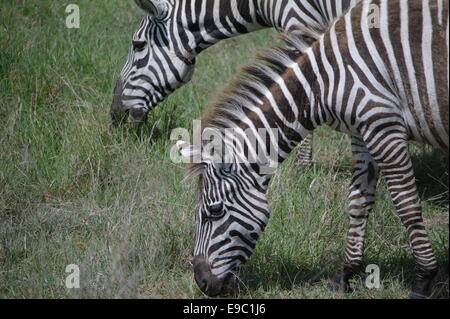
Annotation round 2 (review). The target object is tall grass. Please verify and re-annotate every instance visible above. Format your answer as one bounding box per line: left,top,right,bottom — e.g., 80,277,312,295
0,0,448,298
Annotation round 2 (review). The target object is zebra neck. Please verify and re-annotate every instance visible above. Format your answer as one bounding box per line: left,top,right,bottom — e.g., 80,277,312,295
188,0,359,54
245,52,325,169
187,0,286,54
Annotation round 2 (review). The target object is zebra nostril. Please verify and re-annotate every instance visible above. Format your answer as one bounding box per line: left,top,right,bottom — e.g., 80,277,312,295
197,278,208,292
193,257,212,293
128,107,148,125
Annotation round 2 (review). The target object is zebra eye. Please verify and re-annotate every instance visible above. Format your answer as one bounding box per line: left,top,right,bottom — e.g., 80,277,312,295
221,163,232,174
207,202,224,218
132,40,147,51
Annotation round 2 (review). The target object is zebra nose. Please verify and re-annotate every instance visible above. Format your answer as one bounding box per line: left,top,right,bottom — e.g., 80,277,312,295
193,256,222,297
128,107,148,126
110,77,126,126
193,256,210,289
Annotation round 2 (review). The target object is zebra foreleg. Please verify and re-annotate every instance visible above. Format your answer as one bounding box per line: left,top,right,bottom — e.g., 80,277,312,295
295,133,314,167
329,137,379,293
366,136,438,299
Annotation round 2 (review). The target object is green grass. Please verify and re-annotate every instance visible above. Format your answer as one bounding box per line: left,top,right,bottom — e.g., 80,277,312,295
0,0,448,299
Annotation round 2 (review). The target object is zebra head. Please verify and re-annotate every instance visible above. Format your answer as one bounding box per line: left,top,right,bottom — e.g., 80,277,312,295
111,0,196,125
177,137,271,297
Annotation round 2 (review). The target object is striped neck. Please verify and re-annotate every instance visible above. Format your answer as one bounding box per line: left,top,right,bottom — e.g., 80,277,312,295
176,0,360,56
178,0,355,54
177,0,274,55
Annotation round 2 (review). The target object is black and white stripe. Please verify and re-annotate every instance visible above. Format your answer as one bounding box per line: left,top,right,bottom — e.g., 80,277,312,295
179,0,448,297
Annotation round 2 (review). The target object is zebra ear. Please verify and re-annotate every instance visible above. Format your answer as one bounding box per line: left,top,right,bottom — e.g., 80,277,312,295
176,141,208,180
134,0,169,18
177,141,197,159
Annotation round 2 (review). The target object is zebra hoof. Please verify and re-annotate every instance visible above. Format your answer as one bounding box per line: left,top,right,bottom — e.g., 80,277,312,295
409,292,429,299
327,280,342,292
294,160,313,168
328,272,353,293
327,280,352,293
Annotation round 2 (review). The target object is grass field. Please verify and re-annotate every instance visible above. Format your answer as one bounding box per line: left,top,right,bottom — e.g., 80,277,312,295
0,0,448,299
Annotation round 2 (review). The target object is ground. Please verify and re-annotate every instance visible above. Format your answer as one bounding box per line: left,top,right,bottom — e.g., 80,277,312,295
0,0,448,298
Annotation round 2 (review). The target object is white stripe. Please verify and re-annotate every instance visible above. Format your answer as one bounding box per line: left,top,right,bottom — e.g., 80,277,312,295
400,0,439,146
422,0,447,147
345,5,397,103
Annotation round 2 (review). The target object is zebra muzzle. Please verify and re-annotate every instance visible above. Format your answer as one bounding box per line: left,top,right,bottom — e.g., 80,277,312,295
193,256,237,297
127,107,148,127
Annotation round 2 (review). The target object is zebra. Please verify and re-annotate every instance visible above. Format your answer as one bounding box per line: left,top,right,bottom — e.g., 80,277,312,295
111,0,360,166
177,0,449,298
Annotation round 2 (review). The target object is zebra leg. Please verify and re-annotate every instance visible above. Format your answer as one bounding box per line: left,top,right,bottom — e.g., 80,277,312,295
367,137,438,299
329,137,379,293
295,133,314,167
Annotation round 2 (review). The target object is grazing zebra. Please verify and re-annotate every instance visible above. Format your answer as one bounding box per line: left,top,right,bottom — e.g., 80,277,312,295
177,0,449,298
111,0,360,166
